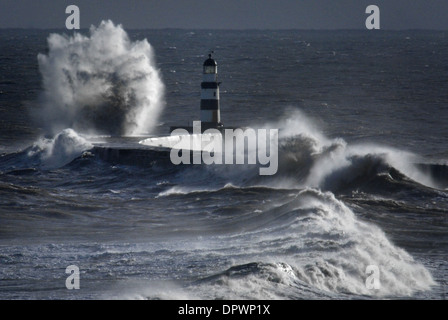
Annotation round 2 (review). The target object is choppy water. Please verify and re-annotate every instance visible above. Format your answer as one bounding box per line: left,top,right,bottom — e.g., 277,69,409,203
0,24,447,299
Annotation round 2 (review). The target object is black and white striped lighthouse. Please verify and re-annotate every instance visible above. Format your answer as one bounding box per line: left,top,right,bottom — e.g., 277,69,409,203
200,53,222,130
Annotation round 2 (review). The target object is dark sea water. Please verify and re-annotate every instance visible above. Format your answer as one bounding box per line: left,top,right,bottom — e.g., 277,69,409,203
0,25,447,299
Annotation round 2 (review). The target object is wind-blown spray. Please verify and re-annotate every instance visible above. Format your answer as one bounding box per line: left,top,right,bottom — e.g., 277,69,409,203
37,20,165,136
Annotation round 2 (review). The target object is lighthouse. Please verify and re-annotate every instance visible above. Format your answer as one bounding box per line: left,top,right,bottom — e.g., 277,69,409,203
200,53,222,130
169,52,230,134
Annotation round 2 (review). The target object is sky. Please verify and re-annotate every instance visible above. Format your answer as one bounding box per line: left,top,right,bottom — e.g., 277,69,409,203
0,0,447,30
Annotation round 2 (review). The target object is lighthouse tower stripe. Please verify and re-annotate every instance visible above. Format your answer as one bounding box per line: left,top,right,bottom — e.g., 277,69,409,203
200,54,221,125
200,88,220,102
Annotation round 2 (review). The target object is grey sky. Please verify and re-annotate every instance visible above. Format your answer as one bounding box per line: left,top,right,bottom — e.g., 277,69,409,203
0,0,447,30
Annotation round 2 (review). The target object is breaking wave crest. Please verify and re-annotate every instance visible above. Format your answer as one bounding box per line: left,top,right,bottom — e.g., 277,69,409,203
28,129,92,169
115,188,435,299
257,110,445,192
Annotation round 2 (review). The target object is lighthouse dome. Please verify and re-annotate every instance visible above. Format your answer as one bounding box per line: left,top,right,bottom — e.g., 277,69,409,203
203,54,217,66
203,54,217,74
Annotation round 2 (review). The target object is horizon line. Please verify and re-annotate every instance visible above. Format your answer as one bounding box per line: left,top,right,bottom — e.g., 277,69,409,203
0,27,447,32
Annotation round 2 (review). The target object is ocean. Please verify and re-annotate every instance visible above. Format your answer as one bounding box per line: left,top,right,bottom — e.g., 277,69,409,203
0,22,447,300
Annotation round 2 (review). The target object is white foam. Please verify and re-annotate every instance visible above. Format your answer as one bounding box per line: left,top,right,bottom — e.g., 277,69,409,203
37,20,165,136
263,109,440,190
32,128,92,169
